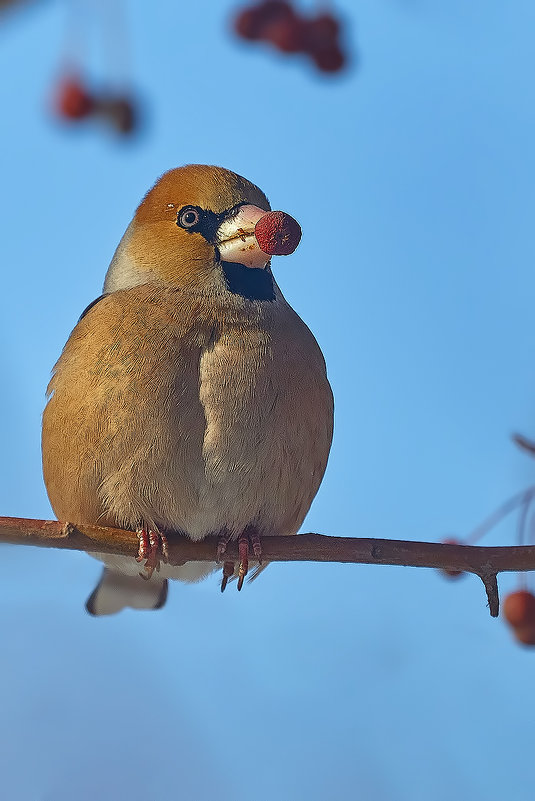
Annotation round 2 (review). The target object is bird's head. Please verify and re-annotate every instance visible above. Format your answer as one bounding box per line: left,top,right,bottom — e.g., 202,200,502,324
104,165,301,302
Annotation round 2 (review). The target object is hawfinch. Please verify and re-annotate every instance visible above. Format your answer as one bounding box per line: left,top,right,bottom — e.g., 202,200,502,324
42,165,333,615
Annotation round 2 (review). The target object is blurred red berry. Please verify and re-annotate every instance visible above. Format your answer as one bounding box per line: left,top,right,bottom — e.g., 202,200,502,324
303,13,340,50
93,95,137,135
503,590,535,628
56,77,93,120
263,16,305,53
108,97,136,135
311,45,346,73
512,625,535,646
256,0,294,24
234,8,264,40
437,537,465,579
234,1,295,42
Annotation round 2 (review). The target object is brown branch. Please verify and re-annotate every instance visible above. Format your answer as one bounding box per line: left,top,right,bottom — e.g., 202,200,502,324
2,516,534,616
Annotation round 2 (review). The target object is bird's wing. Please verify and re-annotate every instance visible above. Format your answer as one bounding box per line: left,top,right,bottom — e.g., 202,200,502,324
43,283,213,533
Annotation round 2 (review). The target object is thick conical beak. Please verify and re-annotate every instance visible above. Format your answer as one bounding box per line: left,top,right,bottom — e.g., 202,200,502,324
217,205,272,269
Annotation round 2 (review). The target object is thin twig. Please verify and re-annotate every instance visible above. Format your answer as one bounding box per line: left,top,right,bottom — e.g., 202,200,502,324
2,516,535,615
465,484,535,544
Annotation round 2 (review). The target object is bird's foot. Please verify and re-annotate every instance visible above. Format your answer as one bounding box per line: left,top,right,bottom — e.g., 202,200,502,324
237,528,262,591
216,529,233,563
136,528,169,579
218,527,263,592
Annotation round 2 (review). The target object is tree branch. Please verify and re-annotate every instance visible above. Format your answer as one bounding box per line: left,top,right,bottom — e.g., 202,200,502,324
2,516,534,615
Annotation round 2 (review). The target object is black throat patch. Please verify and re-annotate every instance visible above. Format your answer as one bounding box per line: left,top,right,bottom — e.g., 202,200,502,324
221,262,275,302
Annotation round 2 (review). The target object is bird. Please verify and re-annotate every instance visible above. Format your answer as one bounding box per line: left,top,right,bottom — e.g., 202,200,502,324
42,164,334,615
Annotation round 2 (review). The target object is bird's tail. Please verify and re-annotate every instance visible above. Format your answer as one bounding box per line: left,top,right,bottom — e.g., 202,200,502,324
85,568,168,616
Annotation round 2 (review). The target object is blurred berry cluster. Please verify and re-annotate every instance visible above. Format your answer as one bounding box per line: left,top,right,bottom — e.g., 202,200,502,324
438,480,535,649
234,1,348,74
54,75,137,136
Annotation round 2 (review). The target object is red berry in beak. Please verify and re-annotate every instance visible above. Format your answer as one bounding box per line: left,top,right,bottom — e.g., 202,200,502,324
255,211,302,256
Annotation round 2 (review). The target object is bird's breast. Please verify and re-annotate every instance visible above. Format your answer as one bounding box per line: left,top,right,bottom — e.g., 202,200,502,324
42,285,333,543
193,310,333,538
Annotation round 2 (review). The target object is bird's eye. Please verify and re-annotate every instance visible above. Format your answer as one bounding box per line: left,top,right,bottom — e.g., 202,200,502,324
178,207,201,229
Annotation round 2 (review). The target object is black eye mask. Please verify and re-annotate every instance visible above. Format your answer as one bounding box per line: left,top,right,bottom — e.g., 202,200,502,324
176,204,246,245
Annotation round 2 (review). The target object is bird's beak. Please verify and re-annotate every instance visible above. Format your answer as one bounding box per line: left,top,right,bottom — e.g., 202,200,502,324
216,205,272,269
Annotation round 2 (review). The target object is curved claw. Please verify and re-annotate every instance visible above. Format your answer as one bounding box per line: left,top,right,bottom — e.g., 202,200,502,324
218,528,263,592
221,561,235,593
136,529,169,579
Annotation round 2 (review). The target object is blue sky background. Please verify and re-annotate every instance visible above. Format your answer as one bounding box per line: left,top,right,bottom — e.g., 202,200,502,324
1,1,535,799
